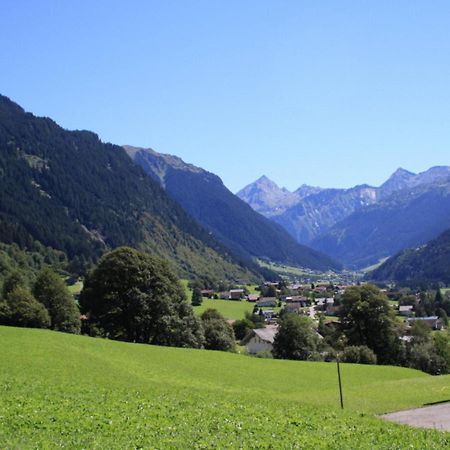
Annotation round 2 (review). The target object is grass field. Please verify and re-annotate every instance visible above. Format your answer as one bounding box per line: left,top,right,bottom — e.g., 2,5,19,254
192,298,254,320
1,327,450,448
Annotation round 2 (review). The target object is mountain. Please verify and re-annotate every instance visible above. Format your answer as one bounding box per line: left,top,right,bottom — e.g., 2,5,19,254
239,167,450,269
236,176,302,217
0,94,267,282
124,146,341,271
272,185,379,244
368,228,450,284
310,180,450,268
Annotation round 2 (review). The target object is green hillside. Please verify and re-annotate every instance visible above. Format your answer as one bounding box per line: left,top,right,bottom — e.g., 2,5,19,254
0,95,262,283
369,228,450,285
1,327,450,448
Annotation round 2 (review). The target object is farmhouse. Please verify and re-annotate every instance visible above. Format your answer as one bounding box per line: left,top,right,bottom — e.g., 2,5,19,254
242,325,278,354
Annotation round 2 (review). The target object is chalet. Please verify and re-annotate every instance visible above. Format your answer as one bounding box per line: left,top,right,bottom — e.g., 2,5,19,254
247,294,260,302
229,289,245,300
242,325,278,354
398,305,414,317
257,297,278,308
407,316,444,330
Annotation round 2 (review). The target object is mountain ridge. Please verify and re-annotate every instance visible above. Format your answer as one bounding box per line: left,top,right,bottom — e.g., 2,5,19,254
124,146,341,271
0,94,268,282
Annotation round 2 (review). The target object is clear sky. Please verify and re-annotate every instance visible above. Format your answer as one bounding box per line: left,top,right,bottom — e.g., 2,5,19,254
1,1,450,192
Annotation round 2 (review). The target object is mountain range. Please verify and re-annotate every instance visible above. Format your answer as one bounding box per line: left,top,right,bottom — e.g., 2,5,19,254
124,146,340,271
238,168,450,268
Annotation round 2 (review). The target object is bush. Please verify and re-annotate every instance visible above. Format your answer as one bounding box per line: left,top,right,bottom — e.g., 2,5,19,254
232,318,254,340
341,345,377,365
201,309,235,351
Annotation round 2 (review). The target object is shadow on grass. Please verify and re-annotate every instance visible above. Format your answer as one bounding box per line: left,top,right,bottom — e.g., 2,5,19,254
423,399,450,406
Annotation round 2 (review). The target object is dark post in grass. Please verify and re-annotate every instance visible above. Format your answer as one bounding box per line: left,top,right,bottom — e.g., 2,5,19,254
336,355,344,409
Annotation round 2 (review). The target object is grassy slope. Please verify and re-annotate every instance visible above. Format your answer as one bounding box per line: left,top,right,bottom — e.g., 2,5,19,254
1,327,450,449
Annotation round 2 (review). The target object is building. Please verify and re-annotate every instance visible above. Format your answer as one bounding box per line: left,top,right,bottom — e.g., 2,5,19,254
257,297,278,308
229,289,245,300
247,294,260,302
398,305,414,317
242,325,278,354
407,316,443,330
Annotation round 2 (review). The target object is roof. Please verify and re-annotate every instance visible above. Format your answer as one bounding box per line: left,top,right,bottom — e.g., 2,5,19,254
408,316,439,321
230,289,244,293
399,305,414,311
252,326,278,344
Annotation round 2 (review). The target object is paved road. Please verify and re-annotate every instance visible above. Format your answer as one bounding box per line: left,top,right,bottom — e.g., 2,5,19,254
382,403,450,431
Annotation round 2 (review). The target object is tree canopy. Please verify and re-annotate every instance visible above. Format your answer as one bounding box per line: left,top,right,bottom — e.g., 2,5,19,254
80,247,204,348
339,284,401,364
33,268,81,334
272,314,319,360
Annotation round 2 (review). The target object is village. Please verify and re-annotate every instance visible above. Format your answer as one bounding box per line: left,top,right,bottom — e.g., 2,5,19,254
195,281,448,356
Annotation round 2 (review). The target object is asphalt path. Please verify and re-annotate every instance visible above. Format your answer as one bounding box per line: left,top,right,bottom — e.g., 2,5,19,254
382,403,450,432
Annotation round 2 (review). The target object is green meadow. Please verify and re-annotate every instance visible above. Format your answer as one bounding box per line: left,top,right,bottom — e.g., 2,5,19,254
1,326,450,449
193,298,254,320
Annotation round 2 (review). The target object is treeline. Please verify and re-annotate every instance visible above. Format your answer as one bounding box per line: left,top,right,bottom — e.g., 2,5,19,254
0,268,80,333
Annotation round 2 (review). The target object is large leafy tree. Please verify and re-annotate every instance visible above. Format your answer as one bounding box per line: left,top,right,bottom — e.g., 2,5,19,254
33,268,81,334
272,314,319,360
79,247,204,348
339,284,401,364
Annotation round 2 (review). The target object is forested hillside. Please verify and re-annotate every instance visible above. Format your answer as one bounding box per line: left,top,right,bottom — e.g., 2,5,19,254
368,228,450,284
125,146,341,271
0,95,265,282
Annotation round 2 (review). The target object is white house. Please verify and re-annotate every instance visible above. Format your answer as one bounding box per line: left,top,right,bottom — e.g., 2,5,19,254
242,325,278,354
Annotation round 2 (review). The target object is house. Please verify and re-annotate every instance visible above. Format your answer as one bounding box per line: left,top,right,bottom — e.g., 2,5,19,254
247,294,260,302
286,296,309,306
285,302,303,314
257,297,278,308
407,316,444,330
398,305,414,317
219,291,230,300
201,289,214,298
229,289,245,300
242,325,278,354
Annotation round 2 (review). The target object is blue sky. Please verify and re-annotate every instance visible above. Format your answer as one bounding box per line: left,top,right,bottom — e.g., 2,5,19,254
1,1,450,192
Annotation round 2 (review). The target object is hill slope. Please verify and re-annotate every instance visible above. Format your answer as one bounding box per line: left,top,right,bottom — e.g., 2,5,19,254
1,326,450,448
0,95,261,282
368,228,450,284
125,146,341,271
